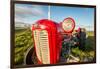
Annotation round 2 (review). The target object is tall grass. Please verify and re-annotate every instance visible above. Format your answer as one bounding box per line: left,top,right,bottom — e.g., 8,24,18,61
15,29,33,65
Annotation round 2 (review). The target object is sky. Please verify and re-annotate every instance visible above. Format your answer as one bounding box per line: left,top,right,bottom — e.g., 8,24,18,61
15,4,95,31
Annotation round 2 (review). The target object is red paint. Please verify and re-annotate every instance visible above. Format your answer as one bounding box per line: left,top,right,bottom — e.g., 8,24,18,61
32,17,75,64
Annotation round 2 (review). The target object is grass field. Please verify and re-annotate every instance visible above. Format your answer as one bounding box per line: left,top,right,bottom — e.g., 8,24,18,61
15,28,95,65
71,31,95,62
15,28,33,65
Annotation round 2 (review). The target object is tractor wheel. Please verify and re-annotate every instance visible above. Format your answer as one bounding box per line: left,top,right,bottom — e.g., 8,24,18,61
24,46,38,65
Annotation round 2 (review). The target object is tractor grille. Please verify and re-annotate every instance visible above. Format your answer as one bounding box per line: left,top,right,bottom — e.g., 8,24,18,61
33,30,50,64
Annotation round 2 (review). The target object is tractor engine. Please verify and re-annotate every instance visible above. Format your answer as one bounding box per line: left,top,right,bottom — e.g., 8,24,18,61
31,17,75,64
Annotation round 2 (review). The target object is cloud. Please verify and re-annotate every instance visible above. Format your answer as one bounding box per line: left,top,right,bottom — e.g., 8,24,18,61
15,4,46,23
15,4,44,16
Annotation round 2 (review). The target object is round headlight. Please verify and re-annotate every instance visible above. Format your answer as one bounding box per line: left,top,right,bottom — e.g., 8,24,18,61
62,17,75,33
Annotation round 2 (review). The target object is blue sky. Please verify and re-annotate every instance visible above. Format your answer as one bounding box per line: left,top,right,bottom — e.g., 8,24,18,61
15,4,94,31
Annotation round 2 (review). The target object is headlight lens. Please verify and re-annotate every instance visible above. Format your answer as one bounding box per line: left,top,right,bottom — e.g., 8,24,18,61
62,18,75,33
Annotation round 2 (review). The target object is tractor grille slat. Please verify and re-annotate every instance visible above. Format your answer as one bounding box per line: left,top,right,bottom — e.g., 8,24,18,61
33,30,50,64
33,30,42,62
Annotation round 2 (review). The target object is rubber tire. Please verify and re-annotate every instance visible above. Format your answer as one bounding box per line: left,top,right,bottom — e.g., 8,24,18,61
24,46,38,65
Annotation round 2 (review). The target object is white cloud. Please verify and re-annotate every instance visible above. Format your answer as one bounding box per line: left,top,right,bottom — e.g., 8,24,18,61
15,4,46,23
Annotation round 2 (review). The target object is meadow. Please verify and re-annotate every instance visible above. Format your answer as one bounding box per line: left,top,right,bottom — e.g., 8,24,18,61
15,28,33,65
15,28,95,65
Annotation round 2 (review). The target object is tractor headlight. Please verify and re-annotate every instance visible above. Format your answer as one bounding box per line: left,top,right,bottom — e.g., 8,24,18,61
62,17,75,33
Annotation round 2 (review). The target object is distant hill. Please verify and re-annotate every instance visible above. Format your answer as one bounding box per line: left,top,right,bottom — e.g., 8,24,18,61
15,22,31,29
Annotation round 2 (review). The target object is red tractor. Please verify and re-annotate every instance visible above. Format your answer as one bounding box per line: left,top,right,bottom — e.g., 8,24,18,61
24,17,86,64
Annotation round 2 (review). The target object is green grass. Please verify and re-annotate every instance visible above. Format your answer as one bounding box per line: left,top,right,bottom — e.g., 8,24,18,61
71,47,95,62
87,31,94,36
15,28,27,34
15,29,95,65
71,31,95,62
15,28,33,65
